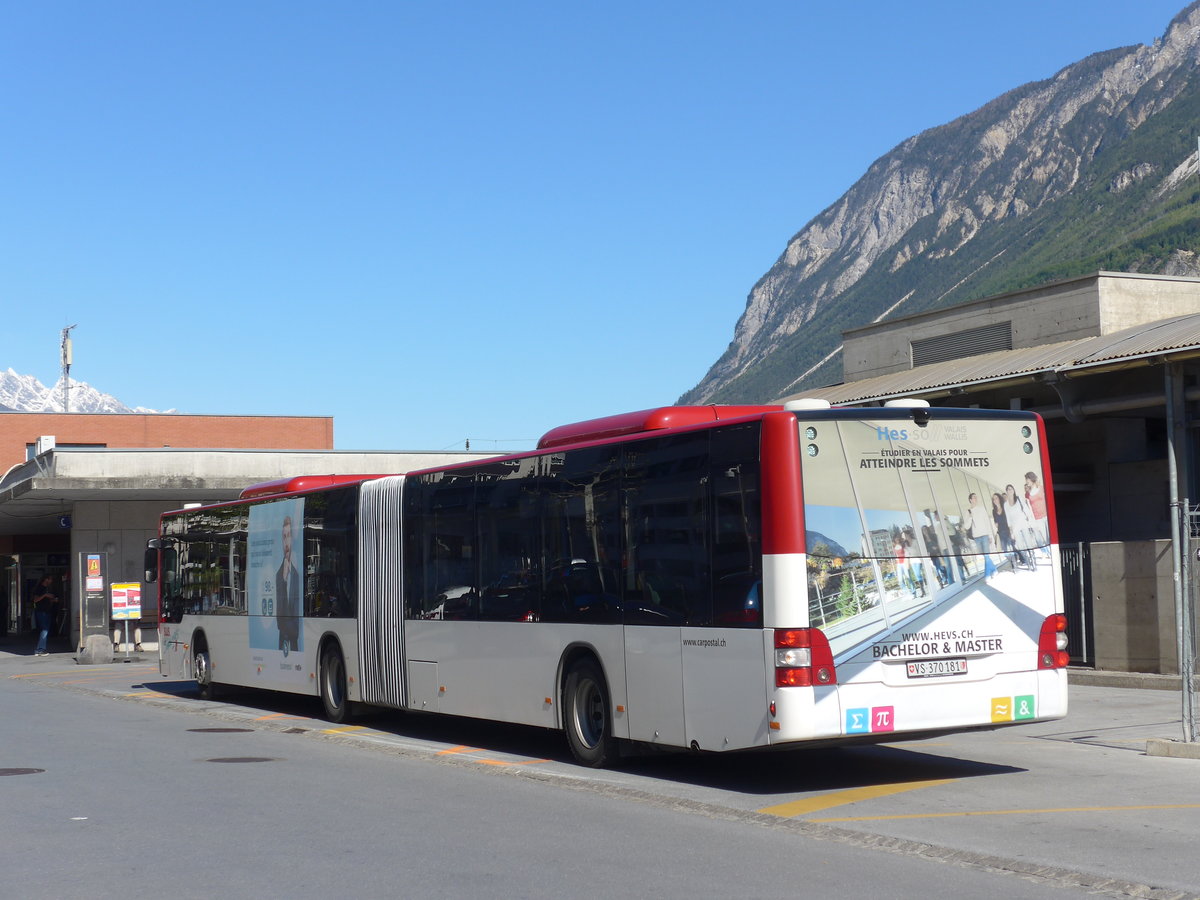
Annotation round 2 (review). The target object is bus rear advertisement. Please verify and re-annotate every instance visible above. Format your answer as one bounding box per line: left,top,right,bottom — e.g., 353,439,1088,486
149,401,1067,766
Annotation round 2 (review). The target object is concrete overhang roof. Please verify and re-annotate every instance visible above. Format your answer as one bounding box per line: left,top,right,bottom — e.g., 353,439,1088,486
0,447,496,537
781,313,1200,408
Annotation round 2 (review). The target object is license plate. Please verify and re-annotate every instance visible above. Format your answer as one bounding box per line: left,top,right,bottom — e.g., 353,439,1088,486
906,658,968,678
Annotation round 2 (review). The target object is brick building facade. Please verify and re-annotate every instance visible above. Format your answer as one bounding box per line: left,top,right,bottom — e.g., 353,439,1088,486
0,412,333,471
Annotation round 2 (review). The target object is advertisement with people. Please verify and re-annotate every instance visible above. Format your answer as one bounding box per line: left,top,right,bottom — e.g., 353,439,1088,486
248,498,306,686
799,417,1053,675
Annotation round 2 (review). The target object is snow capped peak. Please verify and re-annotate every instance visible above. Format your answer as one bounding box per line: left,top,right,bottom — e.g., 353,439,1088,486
0,368,163,414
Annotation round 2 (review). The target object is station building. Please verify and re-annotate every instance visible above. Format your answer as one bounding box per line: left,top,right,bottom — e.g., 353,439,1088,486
0,412,485,650
783,271,1200,675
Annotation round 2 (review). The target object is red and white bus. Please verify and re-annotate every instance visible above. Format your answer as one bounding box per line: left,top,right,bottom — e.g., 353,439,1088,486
148,401,1068,766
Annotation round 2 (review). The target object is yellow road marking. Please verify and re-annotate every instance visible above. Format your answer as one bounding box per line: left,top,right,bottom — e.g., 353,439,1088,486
322,725,370,735
433,745,547,766
759,779,957,818
813,803,1200,823
254,712,308,721
11,667,157,680
10,670,80,678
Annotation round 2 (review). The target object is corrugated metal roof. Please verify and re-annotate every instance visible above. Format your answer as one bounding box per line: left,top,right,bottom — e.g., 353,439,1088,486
782,313,1200,406
1073,314,1200,366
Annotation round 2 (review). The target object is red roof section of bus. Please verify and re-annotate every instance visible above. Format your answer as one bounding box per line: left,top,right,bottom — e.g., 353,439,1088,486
536,405,781,450
239,474,385,500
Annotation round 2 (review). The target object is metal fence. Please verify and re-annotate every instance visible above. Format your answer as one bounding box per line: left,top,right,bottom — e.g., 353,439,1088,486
1059,542,1093,667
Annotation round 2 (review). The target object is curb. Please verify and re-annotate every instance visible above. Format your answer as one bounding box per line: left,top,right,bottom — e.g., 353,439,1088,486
1068,668,1192,691
1146,738,1200,760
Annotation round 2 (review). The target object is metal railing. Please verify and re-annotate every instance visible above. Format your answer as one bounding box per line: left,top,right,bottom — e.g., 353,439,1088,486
1059,543,1093,667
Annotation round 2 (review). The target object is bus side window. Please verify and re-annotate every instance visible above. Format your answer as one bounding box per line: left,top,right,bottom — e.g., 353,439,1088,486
542,445,621,624
711,423,763,628
623,431,711,627
405,472,477,620
303,487,358,618
477,466,542,622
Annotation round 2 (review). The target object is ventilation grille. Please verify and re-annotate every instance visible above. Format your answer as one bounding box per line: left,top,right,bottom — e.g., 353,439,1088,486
911,321,1013,368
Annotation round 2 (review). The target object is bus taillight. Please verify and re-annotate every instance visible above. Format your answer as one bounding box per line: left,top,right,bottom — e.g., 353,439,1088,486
774,628,836,687
1038,614,1069,669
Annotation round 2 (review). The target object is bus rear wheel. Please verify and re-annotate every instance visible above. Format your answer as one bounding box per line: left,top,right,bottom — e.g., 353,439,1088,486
563,657,616,767
320,643,350,724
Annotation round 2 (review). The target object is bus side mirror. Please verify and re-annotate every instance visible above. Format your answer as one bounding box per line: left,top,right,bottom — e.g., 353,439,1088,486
144,540,161,583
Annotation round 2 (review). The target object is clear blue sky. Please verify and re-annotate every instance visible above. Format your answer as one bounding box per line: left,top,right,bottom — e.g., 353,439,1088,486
1,1,1188,451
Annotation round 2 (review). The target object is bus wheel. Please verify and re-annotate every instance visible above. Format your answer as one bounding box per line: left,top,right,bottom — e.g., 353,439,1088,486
563,657,616,767
195,646,218,701
320,643,350,724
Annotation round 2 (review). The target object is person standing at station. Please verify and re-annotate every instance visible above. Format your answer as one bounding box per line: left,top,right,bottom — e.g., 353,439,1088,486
31,575,59,656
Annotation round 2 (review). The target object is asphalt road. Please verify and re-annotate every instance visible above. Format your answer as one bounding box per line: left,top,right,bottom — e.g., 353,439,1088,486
2,644,1198,899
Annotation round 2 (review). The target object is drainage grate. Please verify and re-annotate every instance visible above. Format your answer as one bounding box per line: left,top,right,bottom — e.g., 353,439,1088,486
0,768,45,777
206,757,276,764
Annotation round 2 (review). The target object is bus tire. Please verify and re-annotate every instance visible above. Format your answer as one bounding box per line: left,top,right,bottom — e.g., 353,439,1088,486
563,657,616,767
194,644,219,701
320,643,350,724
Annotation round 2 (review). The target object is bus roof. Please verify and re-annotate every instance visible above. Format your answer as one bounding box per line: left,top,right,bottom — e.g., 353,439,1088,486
238,474,386,500
536,405,782,450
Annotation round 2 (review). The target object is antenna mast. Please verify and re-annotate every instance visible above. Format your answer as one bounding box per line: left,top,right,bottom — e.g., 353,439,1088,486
60,324,77,412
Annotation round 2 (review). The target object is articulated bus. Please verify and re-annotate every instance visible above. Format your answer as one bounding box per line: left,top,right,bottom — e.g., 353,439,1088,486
148,401,1068,766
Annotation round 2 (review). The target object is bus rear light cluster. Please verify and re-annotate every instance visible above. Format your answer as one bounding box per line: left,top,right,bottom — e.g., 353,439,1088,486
1038,614,1069,669
774,628,836,687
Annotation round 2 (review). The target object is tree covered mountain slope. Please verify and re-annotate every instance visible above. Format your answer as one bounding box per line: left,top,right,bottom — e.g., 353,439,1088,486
683,2,1200,405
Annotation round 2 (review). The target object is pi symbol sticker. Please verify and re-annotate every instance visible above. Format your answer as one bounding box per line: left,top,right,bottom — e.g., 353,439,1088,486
871,706,895,732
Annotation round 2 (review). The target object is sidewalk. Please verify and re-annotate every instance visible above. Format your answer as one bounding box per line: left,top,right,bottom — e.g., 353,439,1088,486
0,633,151,665
0,631,72,660
1067,666,1199,691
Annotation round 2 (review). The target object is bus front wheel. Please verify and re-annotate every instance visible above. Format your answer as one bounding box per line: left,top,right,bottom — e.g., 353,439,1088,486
195,646,218,701
563,657,616,768
320,643,350,724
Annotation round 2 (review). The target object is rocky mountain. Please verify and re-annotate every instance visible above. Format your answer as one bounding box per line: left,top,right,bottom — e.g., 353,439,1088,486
0,368,161,414
683,2,1200,405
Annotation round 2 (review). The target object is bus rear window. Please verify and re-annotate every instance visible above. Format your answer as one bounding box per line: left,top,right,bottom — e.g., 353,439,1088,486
800,418,1048,560
798,416,1050,656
